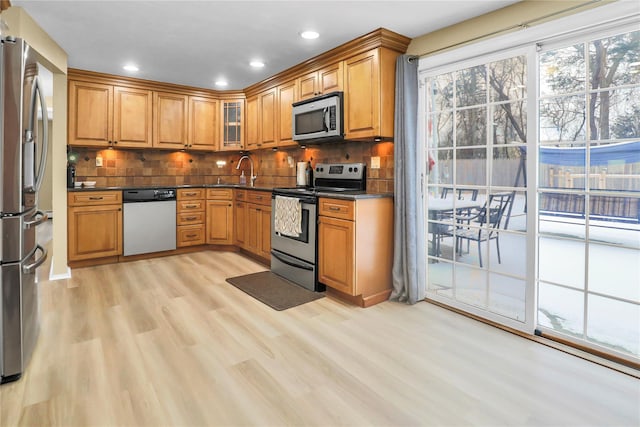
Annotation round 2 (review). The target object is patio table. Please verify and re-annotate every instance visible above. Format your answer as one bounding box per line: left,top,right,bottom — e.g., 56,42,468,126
428,197,482,257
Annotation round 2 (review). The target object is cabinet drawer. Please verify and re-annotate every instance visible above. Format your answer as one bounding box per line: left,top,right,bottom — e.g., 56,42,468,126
177,200,205,212
319,198,354,220
235,189,246,201
177,224,205,246
246,190,270,206
206,188,233,200
177,188,205,200
177,211,205,225
68,191,122,206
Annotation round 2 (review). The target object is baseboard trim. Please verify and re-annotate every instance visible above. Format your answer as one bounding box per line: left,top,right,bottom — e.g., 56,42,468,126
48,258,71,281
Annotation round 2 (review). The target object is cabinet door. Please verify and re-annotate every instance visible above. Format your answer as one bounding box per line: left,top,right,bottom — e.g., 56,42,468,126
245,204,260,254
154,92,188,149
68,204,122,261
344,49,380,140
258,206,271,259
234,201,246,248
318,62,343,94
259,88,276,147
277,80,297,147
245,96,260,150
68,80,113,147
318,216,355,295
297,71,318,100
220,99,244,151
206,200,233,244
189,96,218,151
113,86,153,148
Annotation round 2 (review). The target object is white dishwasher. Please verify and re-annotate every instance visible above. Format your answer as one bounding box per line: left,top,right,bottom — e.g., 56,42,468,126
122,188,176,256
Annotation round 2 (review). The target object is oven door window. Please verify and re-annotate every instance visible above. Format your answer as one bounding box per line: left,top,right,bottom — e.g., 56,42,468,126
279,208,309,243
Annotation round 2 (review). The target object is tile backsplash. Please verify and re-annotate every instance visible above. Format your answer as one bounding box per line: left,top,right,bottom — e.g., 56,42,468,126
72,141,394,193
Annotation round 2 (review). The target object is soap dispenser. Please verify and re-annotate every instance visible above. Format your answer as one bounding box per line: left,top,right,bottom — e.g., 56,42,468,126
239,170,246,185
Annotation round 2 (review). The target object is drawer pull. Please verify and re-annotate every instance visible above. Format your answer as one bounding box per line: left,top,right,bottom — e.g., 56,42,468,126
89,196,104,201
328,206,341,211
184,216,198,221
185,234,198,238
184,192,198,196
255,196,263,200
184,204,199,208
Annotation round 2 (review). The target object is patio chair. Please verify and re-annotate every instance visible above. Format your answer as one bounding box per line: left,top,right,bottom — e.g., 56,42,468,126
440,187,479,201
448,191,515,267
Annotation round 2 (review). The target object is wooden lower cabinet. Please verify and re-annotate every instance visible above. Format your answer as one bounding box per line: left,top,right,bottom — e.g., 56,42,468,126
318,197,393,307
241,190,271,261
206,188,233,245
177,188,205,247
68,191,122,261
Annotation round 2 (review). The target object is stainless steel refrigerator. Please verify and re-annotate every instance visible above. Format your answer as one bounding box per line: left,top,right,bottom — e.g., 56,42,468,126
1,36,49,384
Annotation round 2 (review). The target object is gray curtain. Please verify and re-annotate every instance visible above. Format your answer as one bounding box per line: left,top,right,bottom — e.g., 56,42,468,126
390,55,426,304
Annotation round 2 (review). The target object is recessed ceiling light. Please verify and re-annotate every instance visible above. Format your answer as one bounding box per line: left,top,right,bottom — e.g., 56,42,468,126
215,80,228,87
300,31,319,40
250,60,265,68
123,64,139,72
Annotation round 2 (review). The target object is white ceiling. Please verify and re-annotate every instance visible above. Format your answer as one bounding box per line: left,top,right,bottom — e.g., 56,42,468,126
12,0,520,90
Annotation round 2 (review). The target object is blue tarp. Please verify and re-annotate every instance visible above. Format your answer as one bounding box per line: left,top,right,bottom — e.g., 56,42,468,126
539,140,640,166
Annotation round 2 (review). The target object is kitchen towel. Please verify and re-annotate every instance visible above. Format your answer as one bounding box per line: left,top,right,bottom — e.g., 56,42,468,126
274,195,302,237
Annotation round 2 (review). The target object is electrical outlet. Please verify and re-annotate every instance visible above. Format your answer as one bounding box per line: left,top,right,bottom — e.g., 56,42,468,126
371,156,380,169
287,156,294,168
96,156,103,167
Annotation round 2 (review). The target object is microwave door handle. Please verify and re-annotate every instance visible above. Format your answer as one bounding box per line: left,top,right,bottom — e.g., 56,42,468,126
322,107,329,132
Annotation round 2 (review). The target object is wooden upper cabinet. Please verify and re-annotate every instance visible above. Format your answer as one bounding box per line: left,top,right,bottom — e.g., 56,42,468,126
245,95,259,149
276,80,297,147
220,99,244,151
343,48,397,141
259,88,276,147
297,62,343,101
68,80,113,147
154,91,188,149
113,86,153,149
188,96,218,151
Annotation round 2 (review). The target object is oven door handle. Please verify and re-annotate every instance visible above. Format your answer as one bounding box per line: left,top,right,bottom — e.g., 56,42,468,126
271,250,314,271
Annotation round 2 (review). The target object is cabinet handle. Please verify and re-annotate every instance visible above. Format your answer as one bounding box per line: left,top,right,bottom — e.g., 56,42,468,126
89,196,104,201
255,196,263,200
184,192,198,196
228,204,232,207
113,140,118,145
328,206,341,211
185,234,198,238
185,204,199,208
184,216,198,221
256,208,262,212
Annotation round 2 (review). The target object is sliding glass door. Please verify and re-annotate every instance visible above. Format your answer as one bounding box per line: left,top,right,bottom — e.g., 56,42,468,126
422,48,535,332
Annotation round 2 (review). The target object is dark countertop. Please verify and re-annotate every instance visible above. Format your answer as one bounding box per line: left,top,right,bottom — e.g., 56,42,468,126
68,184,392,199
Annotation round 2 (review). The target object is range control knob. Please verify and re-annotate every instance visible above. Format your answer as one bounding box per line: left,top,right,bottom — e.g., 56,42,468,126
348,167,353,173
354,167,359,173
315,167,320,172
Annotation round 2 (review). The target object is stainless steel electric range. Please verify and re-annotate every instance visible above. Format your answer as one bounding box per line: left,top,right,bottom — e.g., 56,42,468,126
270,162,366,291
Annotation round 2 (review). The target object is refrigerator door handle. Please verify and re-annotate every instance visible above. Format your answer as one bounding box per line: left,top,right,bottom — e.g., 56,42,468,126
24,210,48,229
22,244,47,274
24,75,49,194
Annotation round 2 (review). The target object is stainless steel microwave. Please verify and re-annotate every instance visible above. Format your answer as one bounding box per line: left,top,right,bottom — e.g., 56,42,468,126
292,91,344,143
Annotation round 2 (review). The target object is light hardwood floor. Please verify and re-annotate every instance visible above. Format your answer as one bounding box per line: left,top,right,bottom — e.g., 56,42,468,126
1,249,639,426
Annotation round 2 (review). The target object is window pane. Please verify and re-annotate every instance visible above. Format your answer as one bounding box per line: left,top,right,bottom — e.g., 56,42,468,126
492,102,526,145
428,150,453,185
489,273,526,322
456,65,486,107
428,73,454,111
492,146,526,187
539,144,586,190
539,96,586,143
589,31,640,89
455,264,487,308
540,44,585,96
538,282,585,335
428,260,453,296
456,107,487,146
539,193,586,239
587,294,639,358
590,87,640,141
489,55,527,102
456,148,486,186
588,242,640,302
588,200,640,250
427,112,453,148
589,140,640,192
490,230,526,277
539,236,585,289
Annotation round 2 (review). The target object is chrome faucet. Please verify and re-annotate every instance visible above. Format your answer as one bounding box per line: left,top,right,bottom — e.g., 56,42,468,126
236,155,257,187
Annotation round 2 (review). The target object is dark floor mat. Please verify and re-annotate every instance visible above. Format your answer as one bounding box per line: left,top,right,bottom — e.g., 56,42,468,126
225,271,324,311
